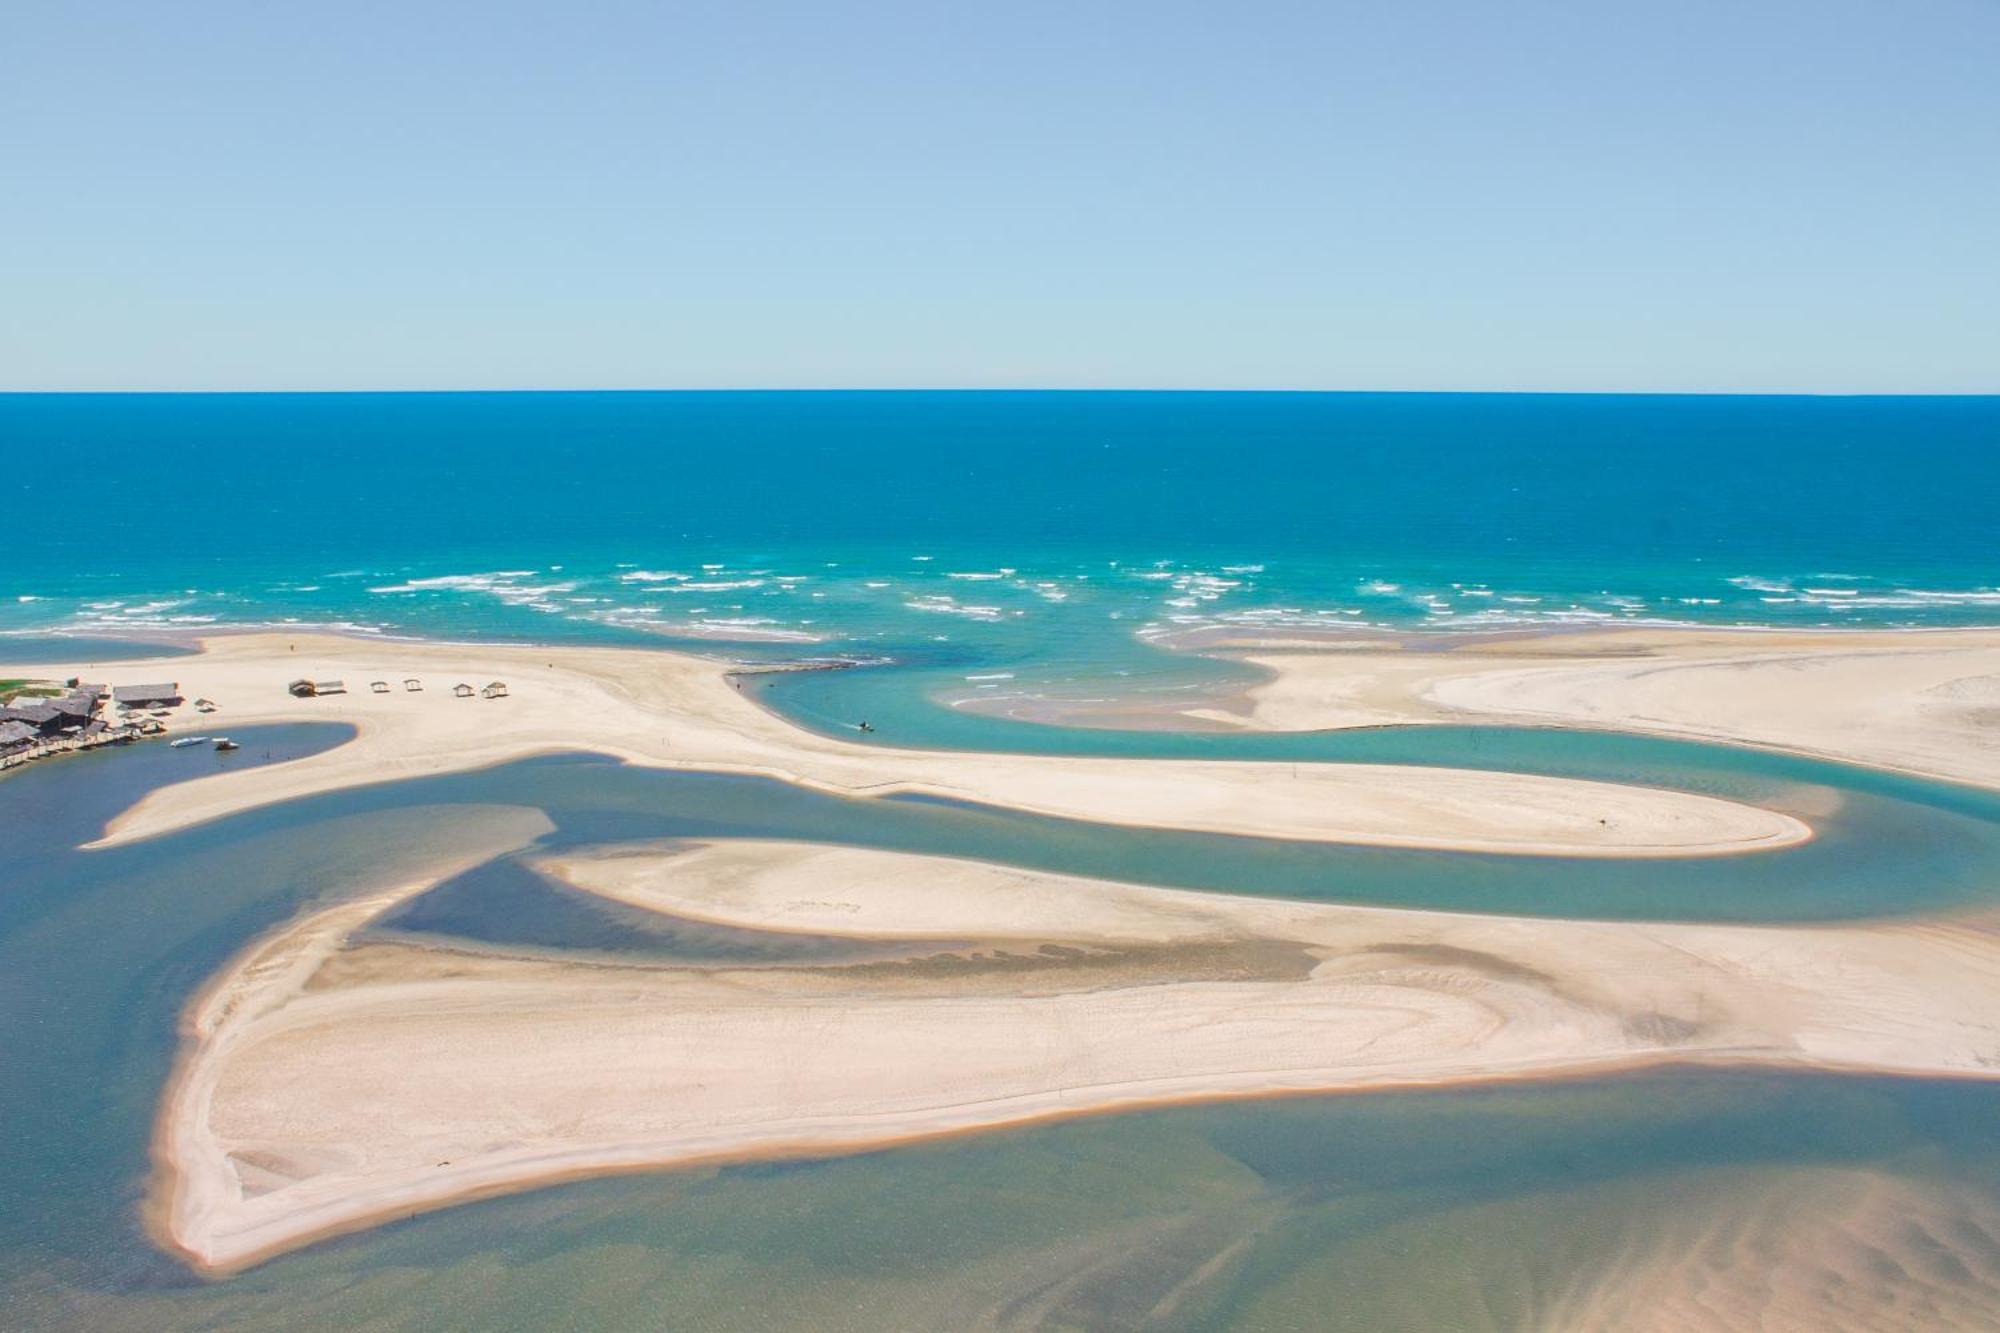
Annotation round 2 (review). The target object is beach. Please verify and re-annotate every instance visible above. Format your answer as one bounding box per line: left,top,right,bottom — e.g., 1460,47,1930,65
1186,626,2000,788
153,837,2000,1275
2,633,1807,857
12,624,2000,1276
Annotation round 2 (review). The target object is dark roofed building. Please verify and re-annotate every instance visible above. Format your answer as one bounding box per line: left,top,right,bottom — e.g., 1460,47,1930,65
68,682,107,701
48,695,93,724
1,701,65,735
112,683,183,708
0,720,37,752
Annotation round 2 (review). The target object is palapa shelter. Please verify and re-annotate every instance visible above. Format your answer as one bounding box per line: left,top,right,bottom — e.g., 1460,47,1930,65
404,679,424,692
369,681,391,694
112,683,182,709
482,682,510,699
0,719,39,753
452,683,475,698
1,701,66,736
288,680,317,698
46,695,94,725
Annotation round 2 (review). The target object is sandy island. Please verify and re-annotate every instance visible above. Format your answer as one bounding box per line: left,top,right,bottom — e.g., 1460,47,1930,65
1177,625,2000,789
152,838,2000,1275
0,632,1809,857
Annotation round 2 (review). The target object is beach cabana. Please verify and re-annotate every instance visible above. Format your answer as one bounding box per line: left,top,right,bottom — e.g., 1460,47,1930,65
453,683,475,698
0,720,37,753
288,679,317,698
482,682,509,699
112,683,182,709
369,681,391,694
404,678,423,692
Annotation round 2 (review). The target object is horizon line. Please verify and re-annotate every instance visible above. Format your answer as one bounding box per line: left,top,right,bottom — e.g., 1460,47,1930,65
3,386,1997,399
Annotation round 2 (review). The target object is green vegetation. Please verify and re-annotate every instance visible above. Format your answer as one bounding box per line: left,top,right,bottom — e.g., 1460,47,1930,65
0,679,61,702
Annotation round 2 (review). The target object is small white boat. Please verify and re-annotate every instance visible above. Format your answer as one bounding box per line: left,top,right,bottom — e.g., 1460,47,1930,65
213,737,240,752
169,736,209,749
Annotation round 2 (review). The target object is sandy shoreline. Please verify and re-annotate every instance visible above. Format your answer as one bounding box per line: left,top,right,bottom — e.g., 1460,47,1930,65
152,838,2000,1275
1179,625,2000,789
0,632,1808,857
30,622,1991,1274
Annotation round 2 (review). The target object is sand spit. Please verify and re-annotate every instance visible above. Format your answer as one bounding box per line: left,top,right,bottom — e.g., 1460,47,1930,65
154,840,2000,1275
1195,626,2000,789
0,633,1806,857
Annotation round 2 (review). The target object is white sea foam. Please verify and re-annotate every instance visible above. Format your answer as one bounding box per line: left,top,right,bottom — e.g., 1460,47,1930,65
904,595,1003,621
367,571,538,595
1899,588,2000,604
618,570,689,583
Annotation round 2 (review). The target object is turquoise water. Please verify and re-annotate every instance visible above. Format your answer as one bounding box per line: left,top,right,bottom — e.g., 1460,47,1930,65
7,393,2000,660
7,390,2000,1327
4,743,2000,1328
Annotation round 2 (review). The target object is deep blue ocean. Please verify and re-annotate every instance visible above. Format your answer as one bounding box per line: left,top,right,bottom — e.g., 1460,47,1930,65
7,393,1998,663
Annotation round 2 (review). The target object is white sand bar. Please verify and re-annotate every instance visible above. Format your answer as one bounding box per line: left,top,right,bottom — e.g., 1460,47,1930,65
1210,626,2000,788
153,840,2000,1274
1,633,1806,857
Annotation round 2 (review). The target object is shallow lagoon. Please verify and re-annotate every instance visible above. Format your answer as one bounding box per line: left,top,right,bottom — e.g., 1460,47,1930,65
6,695,2000,1328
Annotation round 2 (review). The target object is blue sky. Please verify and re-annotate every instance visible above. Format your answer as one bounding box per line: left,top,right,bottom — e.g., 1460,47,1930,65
4,1,1996,392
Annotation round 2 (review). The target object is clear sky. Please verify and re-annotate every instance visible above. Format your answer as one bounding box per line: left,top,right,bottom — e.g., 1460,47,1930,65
4,1,1997,393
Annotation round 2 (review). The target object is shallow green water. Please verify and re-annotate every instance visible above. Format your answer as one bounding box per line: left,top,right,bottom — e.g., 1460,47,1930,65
5,710,2000,1329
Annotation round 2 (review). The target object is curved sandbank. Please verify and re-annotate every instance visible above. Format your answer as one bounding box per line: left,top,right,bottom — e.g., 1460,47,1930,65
1175,625,2000,790
154,839,2000,1275
1,632,1807,857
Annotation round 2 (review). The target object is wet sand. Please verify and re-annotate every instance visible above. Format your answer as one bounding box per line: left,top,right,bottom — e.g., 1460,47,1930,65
153,839,2000,1275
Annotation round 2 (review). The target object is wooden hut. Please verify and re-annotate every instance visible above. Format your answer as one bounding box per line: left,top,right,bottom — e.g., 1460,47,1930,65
112,683,183,709
313,680,347,695
369,681,391,694
404,678,424,692
1,701,65,736
482,682,510,699
288,679,317,698
453,683,475,698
